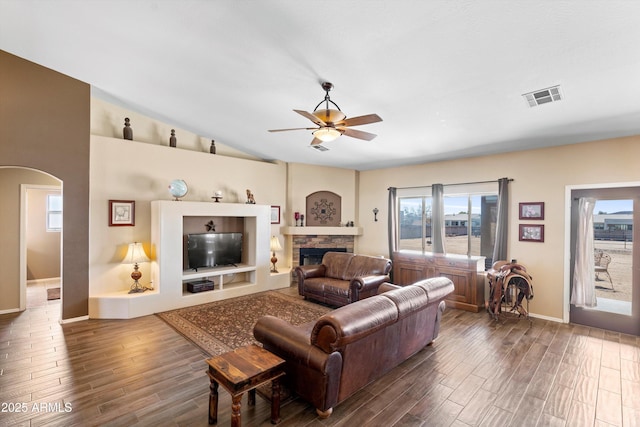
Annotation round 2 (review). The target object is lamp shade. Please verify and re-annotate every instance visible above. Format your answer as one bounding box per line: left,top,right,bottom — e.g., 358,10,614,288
270,236,283,252
312,127,342,142
122,242,150,264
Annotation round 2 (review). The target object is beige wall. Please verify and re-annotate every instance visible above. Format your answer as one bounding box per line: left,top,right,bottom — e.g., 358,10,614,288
0,169,60,311
89,135,287,294
358,136,640,320
0,50,90,320
91,98,262,161
26,187,62,280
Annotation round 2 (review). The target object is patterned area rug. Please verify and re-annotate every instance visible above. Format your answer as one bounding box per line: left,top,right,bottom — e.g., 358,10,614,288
157,291,331,356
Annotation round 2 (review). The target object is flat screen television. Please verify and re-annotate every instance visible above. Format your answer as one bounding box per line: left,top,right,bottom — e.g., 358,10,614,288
186,232,243,271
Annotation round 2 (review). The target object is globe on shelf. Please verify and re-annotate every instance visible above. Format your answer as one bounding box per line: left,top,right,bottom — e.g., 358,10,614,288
168,179,188,201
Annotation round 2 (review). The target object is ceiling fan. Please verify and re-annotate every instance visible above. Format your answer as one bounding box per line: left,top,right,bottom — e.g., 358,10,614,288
268,82,382,146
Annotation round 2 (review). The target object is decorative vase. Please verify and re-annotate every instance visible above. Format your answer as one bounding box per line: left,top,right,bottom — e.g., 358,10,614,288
123,118,133,140
170,129,177,147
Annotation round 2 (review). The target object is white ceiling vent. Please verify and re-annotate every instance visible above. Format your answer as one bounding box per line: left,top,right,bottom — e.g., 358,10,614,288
523,85,563,107
310,144,329,152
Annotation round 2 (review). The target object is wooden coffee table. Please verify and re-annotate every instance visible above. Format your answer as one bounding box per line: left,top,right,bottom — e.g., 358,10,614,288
206,344,286,426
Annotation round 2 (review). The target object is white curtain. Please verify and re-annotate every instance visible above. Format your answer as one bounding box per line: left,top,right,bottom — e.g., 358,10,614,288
571,197,597,307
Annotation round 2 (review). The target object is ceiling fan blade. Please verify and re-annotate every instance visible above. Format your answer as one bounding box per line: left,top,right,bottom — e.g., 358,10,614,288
268,127,315,132
310,137,324,146
339,127,377,141
294,109,326,126
336,113,382,127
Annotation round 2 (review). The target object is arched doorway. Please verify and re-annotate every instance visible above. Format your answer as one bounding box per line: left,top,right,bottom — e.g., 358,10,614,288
0,167,62,314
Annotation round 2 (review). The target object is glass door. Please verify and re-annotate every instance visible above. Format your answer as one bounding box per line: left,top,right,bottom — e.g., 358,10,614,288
570,187,640,335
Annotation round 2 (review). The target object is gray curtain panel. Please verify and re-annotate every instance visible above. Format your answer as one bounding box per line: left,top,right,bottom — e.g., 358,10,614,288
432,184,445,254
492,177,510,263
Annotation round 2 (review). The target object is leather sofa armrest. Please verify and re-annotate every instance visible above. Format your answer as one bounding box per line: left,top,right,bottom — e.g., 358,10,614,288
296,264,328,296
351,274,390,291
296,264,327,280
253,315,341,372
377,282,402,294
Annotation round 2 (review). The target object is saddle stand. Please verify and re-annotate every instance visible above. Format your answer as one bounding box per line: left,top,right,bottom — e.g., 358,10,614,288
486,261,534,321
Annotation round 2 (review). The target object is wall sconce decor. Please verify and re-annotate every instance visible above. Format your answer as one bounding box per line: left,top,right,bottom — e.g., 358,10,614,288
373,208,379,221
122,242,151,293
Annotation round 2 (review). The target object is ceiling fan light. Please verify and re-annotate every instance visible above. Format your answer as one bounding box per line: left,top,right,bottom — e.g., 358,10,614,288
313,109,346,123
313,127,342,142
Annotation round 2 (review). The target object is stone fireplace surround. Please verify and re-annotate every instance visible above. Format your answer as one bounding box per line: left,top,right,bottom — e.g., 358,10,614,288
291,234,355,281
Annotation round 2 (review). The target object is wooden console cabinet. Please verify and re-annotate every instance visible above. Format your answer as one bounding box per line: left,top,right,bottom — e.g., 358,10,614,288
392,251,486,312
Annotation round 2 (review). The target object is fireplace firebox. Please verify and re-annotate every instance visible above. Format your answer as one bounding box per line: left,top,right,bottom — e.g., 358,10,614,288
299,247,347,266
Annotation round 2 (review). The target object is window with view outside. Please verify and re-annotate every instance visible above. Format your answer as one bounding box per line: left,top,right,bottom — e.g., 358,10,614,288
47,193,62,232
398,192,497,267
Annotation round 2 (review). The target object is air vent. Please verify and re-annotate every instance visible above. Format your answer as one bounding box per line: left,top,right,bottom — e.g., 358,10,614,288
310,144,329,152
522,85,563,107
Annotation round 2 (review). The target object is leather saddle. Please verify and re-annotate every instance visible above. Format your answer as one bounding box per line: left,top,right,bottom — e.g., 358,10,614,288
486,261,534,320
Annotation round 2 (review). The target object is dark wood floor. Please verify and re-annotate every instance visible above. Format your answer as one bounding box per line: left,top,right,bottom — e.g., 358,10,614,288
2,286,640,427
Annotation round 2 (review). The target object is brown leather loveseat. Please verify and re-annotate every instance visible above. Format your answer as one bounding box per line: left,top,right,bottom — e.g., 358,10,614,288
295,251,392,307
253,276,454,418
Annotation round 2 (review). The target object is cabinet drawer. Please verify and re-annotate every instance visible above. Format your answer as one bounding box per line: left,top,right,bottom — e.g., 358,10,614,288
435,257,475,269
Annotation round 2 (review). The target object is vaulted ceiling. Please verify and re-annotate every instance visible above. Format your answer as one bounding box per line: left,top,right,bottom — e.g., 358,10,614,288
2,1,640,170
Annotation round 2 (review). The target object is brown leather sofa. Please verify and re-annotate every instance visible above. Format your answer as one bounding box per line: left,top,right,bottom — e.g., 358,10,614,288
295,251,392,307
253,276,454,418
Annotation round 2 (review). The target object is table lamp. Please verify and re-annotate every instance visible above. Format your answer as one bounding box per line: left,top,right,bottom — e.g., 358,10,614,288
123,242,151,293
270,236,283,273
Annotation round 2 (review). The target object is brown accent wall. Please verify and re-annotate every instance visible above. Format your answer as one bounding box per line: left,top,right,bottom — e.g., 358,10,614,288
0,50,90,319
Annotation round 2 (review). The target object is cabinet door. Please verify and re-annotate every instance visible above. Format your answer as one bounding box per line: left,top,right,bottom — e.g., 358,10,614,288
439,271,471,304
395,263,426,285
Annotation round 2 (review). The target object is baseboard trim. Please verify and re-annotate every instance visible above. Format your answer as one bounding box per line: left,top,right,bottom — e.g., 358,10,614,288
27,277,61,285
0,307,20,315
529,312,565,323
60,315,89,324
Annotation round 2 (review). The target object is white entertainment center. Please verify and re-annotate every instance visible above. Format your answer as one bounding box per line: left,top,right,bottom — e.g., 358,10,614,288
89,201,282,318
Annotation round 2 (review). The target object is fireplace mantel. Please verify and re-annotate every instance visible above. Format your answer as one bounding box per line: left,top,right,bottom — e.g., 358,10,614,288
282,226,362,236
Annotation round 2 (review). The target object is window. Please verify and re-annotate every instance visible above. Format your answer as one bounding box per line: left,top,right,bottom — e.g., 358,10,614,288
47,194,62,232
398,196,432,252
397,187,498,263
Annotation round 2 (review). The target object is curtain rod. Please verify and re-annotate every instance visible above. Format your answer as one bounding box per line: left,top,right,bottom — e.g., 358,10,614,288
388,178,513,191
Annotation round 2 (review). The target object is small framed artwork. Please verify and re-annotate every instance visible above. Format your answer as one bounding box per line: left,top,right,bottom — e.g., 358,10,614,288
519,202,544,220
519,224,544,242
109,200,135,226
270,206,281,224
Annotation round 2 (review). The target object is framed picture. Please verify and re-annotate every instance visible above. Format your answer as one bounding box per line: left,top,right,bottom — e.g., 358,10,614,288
519,224,544,242
270,206,280,224
109,200,135,226
519,202,544,220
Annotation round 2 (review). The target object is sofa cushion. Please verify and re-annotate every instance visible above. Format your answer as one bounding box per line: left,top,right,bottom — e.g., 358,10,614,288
343,255,391,279
322,252,355,280
303,277,351,300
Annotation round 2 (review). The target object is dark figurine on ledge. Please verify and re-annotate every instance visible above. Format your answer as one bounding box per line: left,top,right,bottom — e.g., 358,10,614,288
123,118,133,140
170,129,177,147
210,140,216,154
